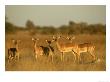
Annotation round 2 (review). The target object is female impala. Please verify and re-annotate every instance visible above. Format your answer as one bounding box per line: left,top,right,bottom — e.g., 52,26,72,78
8,39,21,63
32,38,45,60
75,43,96,63
46,39,55,62
52,36,76,62
32,38,53,62
67,36,97,63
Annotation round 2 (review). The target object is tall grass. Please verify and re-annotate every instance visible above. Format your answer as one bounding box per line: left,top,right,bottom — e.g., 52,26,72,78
5,32,106,71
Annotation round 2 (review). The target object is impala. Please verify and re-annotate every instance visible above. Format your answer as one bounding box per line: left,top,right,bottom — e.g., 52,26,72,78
52,36,76,62
46,39,55,62
32,38,45,60
67,36,97,63
32,38,53,62
8,39,21,63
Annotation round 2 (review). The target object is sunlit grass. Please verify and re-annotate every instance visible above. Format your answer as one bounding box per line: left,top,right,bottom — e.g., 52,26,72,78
5,31,106,71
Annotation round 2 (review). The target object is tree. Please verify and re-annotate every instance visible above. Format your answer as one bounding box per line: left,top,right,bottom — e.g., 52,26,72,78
25,20,35,29
69,21,75,26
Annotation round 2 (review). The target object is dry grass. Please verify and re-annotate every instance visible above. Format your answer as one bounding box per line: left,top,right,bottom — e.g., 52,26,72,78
5,31,106,71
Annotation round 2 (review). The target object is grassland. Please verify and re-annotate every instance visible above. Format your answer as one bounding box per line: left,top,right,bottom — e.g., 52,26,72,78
5,31,106,71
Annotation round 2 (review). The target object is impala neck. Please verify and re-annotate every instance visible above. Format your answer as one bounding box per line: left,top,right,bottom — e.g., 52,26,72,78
56,38,61,49
34,41,38,49
13,41,19,51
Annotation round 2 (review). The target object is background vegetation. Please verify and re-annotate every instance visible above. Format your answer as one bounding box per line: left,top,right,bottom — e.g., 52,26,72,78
5,19,106,35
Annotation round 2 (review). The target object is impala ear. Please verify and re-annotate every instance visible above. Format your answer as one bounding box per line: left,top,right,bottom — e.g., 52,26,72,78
58,36,61,39
46,40,48,42
11,39,18,45
72,36,75,40
12,39,15,43
52,39,55,42
32,37,37,41
17,40,21,43
52,35,56,39
66,36,69,40
11,39,17,44
32,37,35,41
36,38,39,41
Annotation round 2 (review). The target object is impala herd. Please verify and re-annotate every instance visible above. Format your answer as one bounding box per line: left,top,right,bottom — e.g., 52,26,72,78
7,35,97,64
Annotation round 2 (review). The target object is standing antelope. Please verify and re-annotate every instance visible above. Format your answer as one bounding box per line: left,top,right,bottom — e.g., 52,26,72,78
74,43,96,63
32,38,45,60
8,39,21,63
46,39,55,62
32,38,53,62
52,36,76,62
67,36,97,63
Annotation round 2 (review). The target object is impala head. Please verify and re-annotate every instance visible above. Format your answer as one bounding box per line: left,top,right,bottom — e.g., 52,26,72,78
32,38,39,41
58,35,61,39
66,36,75,43
52,35,56,39
52,35,62,42
11,39,21,45
12,39,17,45
52,36,57,42
46,40,52,44
32,38,39,44
10,39,21,51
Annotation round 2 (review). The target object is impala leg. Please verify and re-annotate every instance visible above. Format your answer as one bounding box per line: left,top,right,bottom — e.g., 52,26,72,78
51,54,53,63
48,52,53,62
79,54,81,63
49,53,53,63
8,53,13,63
8,52,10,63
92,54,96,61
89,48,95,60
89,47,97,63
61,52,64,61
73,53,76,63
8,55,11,63
9,56,14,63
16,52,19,61
72,50,77,63
61,52,63,61
90,51,96,62
35,54,38,60
51,55,53,62
50,52,53,63
77,53,81,64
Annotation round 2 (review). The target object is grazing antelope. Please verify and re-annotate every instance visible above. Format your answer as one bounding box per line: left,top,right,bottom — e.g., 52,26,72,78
8,39,21,63
32,38,53,62
67,36,97,63
52,36,76,62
